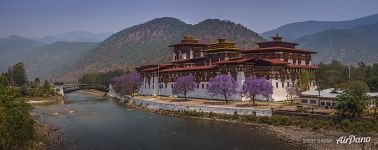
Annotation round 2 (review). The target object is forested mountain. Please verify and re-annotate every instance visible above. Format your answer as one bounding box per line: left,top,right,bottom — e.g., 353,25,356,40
3,15,378,81
262,14,378,41
295,23,378,64
0,35,45,72
23,41,98,79
57,17,264,80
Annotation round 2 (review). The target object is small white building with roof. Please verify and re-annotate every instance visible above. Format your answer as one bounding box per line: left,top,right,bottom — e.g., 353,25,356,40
300,88,378,108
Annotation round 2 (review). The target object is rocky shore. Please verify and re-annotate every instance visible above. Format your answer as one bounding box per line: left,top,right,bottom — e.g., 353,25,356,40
112,94,378,150
23,120,66,150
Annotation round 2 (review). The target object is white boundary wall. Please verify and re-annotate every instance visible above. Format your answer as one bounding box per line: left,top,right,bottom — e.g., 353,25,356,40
107,92,272,117
138,72,316,102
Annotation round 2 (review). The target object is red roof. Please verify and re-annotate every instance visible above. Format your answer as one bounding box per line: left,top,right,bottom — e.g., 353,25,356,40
160,65,217,72
171,57,205,63
287,64,319,69
241,47,316,54
215,58,253,64
140,64,173,72
258,59,290,65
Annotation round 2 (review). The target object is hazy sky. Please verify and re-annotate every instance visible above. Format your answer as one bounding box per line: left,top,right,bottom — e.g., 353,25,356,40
1,0,378,38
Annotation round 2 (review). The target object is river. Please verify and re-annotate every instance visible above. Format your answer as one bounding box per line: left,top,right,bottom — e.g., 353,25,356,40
32,92,303,150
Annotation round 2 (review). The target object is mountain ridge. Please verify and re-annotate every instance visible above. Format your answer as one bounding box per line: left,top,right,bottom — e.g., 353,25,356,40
262,14,378,41
295,23,378,64
57,17,265,80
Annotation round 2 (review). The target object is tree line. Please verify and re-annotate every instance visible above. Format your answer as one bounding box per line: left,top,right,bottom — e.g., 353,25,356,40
1,62,56,97
317,60,378,92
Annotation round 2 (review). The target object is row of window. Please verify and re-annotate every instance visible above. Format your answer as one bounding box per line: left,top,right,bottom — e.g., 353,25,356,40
300,99,337,106
145,83,209,90
301,99,317,104
320,101,337,106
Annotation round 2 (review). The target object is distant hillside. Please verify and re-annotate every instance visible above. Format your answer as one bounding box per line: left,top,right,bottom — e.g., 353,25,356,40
58,17,264,80
0,35,45,72
295,23,378,64
262,14,378,41
39,31,113,43
23,41,98,79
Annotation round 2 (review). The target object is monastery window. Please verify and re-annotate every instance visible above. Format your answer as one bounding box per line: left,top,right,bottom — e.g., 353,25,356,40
152,85,154,89
165,83,167,88
301,99,308,103
206,84,208,88
171,84,173,88
202,84,204,89
310,100,317,104
145,85,146,89
148,85,150,89
287,82,290,87
282,82,284,88
197,84,199,89
320,102,325,106
276,82,278,88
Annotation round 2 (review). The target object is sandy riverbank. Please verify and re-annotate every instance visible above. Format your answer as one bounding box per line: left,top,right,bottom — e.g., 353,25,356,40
113,95,378,150
26,96,64,105
79,89,106,97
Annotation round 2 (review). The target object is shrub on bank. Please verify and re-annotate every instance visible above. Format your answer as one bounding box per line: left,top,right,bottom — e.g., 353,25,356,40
171,109,378,133
0,82,34,149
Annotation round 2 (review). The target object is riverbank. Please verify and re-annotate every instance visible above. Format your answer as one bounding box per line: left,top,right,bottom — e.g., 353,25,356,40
20,120,65,150
109,93,378,150
26,95,64,105
79,89,106,97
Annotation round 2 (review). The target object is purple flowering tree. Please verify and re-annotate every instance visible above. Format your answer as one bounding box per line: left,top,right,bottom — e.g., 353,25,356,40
110,76,124,94
172,75,196,100
241,75,273,106
206,74,238,103
110,72,141,97
127,72,141,97
286,83,301,105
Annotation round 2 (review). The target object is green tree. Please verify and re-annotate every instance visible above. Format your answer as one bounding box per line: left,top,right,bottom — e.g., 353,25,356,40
336,81,370,118
366,76,378,92
0,75,8,87
34,77,40,87
0,79,34,149
43,80,50,91
8,63,27,87
325,69,341,87
298,72,314,91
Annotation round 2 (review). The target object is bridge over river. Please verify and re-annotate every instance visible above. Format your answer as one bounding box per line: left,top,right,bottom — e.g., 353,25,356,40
54,82,109,95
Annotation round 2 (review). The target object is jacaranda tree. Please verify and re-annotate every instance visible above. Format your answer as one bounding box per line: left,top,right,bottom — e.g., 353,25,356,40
286,83,301,105
110,72,141,97
172,75,196,100
241,75,273,106
207,74,238,103
127,72,141,97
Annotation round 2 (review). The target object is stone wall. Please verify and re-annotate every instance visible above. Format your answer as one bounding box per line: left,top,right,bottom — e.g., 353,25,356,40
107,91,272,117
